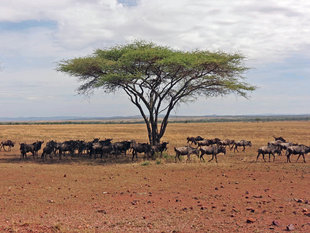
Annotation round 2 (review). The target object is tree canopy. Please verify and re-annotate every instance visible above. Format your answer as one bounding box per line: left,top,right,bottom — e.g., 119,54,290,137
58,41,255,146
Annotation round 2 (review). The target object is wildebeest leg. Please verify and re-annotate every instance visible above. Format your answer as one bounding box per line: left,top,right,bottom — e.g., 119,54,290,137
272,153,275,162
186,154,190,162
242,145,246,151
234,145,239,152
132,150,136,161
215,154,218,163
200,153,205,162
208,154,214,162
296,153,306,163
256,152,261,161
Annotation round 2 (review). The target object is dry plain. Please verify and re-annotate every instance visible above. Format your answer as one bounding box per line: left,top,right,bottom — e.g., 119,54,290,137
0,121,309,232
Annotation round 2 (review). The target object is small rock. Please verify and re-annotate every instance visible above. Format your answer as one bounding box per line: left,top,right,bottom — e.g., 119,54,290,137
286,224,295,231
96,209,107,214
272,220,280,226
246,218,256,223
302,208,308,213
131,200,138,205
215,187,219,190
246,207,255,213
47,199,55,203
63,174,66,177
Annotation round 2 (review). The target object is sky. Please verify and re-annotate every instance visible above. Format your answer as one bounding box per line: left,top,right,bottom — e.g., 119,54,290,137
0,0,309,118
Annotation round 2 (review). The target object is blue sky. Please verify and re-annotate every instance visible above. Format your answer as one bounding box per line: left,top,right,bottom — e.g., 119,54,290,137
0,0,309,117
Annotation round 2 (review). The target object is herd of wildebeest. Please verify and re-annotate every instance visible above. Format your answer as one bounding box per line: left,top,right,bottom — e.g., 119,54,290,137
0,135,309,163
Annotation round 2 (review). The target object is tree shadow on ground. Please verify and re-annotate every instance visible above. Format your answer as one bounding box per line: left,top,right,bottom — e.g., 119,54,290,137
0,153,158,166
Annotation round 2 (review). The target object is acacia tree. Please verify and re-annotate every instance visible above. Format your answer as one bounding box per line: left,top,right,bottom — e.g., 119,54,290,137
58,41,255,146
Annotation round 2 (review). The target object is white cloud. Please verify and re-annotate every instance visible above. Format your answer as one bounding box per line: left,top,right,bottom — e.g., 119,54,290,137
1,0,310,62
0,0,310,117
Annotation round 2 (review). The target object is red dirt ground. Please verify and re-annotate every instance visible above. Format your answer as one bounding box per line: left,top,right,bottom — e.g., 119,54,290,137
0,159,309,232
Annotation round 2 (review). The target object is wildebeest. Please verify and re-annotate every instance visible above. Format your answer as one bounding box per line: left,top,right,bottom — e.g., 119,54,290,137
130,140,152,161
112,140,132,156
20,141,44,159
233,140,252,152
256,145,281,162
197,138,222,147
199,145,226,163
187,136,204,145
285,145,310,163
219,139,235,150
89,139,113,159
41,140,58,160
197,139,212,147
1,140,15,151
151,142,169,158
56,140,77,159
174,146,199,162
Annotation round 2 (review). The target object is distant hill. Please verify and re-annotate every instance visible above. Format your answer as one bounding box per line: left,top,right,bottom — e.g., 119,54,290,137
0,114,309,125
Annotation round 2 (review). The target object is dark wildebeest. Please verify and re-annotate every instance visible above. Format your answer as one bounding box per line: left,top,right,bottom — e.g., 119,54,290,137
89,139,113,159
20,143,35,159
151,142,169,158
56,140,78,159
174,146,199,162
41,140,58,160
233,140,252,152
20,141,44,159
187,136,204,145
112,141,132,156
130,140,152,161
256,145,281,162
285,145,310,163
199,145,226,163
1,140,15,151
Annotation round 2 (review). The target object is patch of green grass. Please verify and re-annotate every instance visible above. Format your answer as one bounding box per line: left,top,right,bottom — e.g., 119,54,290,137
140,161,151,166
162,152,176,163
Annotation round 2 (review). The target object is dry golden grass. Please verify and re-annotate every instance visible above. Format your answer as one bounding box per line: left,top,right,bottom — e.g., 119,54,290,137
0,121,309,160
